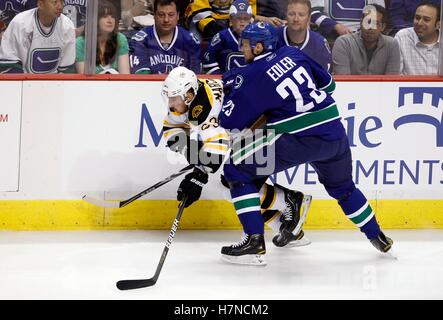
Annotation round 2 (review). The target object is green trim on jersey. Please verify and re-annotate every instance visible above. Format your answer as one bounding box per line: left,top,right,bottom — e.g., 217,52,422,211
266,104,340,134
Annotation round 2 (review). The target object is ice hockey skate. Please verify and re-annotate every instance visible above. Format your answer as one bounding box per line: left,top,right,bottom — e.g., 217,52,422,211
221,233,267,266
272,189,312,248
370,231,394,253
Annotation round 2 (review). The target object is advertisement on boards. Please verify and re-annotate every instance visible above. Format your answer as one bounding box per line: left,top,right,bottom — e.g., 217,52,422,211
0,82,21,191
60,81,443,200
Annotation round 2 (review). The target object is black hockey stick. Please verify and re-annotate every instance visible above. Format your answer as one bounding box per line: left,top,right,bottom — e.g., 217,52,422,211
116,196,188,290
82,164,194,208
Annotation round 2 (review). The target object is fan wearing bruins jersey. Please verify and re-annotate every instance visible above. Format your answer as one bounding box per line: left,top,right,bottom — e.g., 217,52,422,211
185,0,285,41
162,66,311,248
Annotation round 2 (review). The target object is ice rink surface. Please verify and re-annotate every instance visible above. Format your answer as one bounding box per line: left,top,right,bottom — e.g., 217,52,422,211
0,229,442,300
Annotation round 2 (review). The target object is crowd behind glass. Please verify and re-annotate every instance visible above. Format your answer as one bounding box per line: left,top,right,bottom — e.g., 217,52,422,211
0,0,441,75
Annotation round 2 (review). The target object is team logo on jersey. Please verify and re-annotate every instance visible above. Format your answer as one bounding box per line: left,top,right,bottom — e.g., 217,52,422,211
132,30,148,42
266,53,277,62
330,0,367,21
210,33,221,46
234,75,244,89
192,105,204,119
29,48,61,73
226,52,245,70
257,22,266,29
189,31,200,45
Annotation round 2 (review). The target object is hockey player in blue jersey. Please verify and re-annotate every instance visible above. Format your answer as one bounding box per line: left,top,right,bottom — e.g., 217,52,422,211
218,22,393,265
202,0,253,74
128,0,201,74
164,66,312,248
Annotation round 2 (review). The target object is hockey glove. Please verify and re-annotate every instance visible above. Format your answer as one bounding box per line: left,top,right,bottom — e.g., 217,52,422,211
177,167,209,207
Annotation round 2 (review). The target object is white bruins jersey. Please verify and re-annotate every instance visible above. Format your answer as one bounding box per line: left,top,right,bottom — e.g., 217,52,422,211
163,78,230,157
0,8,75,73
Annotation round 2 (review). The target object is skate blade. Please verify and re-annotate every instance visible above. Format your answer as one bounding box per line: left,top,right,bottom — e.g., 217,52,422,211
292,195,312,237
283,236,311,248
221,254,267,266
386,248,398,260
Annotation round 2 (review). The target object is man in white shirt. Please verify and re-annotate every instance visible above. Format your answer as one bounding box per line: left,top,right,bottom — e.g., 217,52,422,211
0,0,75,73
395,1,440,75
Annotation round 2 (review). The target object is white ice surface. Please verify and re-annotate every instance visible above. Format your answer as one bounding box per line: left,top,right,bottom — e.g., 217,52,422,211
0,230,442,300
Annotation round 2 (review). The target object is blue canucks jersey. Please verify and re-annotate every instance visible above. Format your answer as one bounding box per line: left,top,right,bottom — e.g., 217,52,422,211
63,0,87,29
311,0,385,34
276,26,332,72
129,25,202,74
312,0,384,23
0,0,36,30
220,45,344,140
203,27,246,74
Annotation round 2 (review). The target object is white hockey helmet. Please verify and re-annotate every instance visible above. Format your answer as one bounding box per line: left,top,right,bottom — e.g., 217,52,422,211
162,67,199,106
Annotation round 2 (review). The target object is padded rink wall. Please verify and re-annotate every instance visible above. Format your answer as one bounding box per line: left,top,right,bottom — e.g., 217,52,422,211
0,74,442,230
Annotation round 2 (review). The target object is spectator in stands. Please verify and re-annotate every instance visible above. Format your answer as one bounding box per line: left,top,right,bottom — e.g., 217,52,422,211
62,0,122,37
277,0,332,72
129,0,201,74
332,4,400,75
63,0,87,37
311,0,386,39
395,1,440,75
0,0,37,43
75,0,130,74
185,0,285,41
202,0,253,74
0,0,75,73
388,0,441,35
176,0,190,26
257,0,287,21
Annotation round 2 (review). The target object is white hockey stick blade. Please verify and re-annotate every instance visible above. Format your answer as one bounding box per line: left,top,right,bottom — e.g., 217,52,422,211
82,195,120,208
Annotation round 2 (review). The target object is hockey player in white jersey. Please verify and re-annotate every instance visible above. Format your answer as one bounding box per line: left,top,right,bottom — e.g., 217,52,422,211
162,66,312,248
0,0,75,73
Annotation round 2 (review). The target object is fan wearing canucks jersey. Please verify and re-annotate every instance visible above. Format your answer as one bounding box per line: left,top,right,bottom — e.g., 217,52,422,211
129,0,201,74
218,22,394,266
276,0,331,72
163,66,312,248
0,0,75,73
63,0,87,36
0,0,37,39
203,0,253,74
